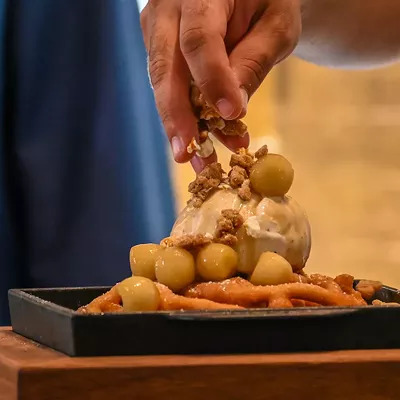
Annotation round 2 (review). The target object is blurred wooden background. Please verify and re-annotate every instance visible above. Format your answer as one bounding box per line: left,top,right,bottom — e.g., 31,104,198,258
170,57,400,288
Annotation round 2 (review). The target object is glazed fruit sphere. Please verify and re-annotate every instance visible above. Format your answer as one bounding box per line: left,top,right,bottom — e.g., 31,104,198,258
155,247,196,292
250,252,293,286
196,243,238,281
117,276,161,312
130,243,163,280
250,154,294,197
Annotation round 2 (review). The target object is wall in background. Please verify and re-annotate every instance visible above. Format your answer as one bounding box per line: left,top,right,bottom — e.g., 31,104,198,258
274,58,400,288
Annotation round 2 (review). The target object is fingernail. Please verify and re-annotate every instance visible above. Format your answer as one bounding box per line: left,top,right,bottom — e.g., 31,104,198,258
216,98,235,119
171,136,185,160
240,88,248,112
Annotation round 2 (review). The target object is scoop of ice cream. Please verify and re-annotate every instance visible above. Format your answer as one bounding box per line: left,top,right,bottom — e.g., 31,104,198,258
171,188,311,274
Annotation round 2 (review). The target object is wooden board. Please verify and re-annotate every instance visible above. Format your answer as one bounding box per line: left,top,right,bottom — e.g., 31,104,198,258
1,327,400,400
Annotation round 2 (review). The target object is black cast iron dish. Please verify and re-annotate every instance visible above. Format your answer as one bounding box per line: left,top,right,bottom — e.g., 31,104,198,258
8,281,400,357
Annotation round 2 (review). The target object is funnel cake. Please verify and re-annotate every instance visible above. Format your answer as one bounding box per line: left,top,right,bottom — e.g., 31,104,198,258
78,141,392,315
79,275,386,314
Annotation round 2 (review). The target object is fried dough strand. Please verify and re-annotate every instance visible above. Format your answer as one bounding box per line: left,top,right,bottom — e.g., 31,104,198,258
77,282,243,314
78,274,388,314
155,283,243,310
185,277,367,308
78,286,123,314
356,280,383,300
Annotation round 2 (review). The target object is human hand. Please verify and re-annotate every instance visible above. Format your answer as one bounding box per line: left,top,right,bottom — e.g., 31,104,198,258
141,0,301,172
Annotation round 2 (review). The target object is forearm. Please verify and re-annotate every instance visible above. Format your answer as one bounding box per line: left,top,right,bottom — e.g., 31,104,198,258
295,0,400,69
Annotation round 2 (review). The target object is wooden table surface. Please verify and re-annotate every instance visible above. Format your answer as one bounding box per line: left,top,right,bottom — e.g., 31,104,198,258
1,327,400,400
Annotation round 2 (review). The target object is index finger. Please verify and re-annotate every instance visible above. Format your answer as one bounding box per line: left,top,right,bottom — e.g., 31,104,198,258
180,0,246,120
147,2,198,163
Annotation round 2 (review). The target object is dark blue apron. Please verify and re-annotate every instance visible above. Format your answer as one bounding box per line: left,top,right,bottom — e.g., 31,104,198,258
0,0,176,325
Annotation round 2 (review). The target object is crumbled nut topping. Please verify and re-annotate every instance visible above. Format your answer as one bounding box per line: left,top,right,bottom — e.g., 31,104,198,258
229,165,247,189
219,120,247,137
191,197,204,208
215,209,244,246
255,145,269,159
199,131,208,143
227,148,255,201
161,210,244,250
163,145,277,253
187,138,201,154
191,85,219,120
188,163,225,207
161,234,213,250
207,117,226,131
200,106,220,121
187,130,215,158
229,149,254,171
187,145,267,205
217,233,239,247
190,84,248,138
238,179,252,201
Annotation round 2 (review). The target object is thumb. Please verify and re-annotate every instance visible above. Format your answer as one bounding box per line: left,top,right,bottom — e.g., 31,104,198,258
229,8,300,98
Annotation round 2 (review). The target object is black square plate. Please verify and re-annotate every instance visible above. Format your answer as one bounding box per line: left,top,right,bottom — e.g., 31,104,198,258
8,281,400,357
